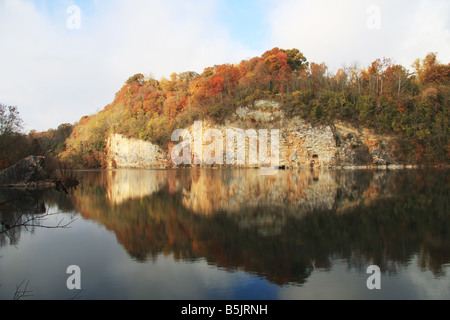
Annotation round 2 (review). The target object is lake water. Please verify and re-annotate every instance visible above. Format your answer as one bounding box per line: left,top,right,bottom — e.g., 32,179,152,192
0,168,449,300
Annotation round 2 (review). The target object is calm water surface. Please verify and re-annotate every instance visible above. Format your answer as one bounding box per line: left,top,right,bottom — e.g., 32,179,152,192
0,168,449,300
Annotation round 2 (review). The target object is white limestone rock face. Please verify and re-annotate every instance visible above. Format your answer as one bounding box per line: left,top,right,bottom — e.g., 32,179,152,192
236,100,283,123
106,101,398,169
107,134,167,168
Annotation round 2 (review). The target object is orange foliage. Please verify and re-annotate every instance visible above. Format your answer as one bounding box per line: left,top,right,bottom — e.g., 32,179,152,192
210,75,225,97
423,63,450,85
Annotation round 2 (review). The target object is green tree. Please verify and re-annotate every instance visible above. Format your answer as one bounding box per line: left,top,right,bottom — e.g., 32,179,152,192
285,48,309,71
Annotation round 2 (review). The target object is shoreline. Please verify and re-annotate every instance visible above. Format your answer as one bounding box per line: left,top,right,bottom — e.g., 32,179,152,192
1,164,448,189
96,163,450,171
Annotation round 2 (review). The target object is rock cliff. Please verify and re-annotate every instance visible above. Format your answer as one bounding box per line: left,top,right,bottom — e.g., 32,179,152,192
106,100,399,169
106,133,168,169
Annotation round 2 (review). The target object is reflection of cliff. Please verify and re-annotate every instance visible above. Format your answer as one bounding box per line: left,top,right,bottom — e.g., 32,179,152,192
181,169,338,216
100,168,395,239
71,168,450,285
105,170,169,204
102,168,388,218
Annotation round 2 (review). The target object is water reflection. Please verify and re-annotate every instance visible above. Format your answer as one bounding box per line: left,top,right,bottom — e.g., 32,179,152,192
0,188,48,247
2,168,449,287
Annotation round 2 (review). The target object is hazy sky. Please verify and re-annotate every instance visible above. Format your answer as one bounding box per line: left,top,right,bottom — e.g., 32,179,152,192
1,0,449,132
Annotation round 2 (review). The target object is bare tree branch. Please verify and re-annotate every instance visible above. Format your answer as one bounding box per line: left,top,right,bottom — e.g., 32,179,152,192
13,280,33,300
1,211,76,238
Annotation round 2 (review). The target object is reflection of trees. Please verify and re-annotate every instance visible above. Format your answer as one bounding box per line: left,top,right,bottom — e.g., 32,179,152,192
0,188,76,247
0,189,47,246
68,169,450,285
0,186,76,299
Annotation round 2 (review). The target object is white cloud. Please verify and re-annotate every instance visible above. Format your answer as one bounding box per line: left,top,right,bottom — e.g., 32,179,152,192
396,1,450,67
0,0,257,132
266,0,450,72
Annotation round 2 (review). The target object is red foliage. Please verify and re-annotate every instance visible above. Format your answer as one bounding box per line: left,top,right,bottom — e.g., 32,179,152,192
424,64,450,85
83,151,107,169
178,95,188,111
79,116,90,125
210,75,225,97
413,140,425,162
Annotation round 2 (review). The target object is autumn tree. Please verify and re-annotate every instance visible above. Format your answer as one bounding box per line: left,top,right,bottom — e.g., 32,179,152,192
0,104,23,136
383,64,411,100
0,104,26,169
284,48,308,71
334,68,348,96
126,73,145,86
309,62,328,92
260,48,293,92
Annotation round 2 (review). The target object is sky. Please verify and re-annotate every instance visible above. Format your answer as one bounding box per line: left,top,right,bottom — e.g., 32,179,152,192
0,0,449,132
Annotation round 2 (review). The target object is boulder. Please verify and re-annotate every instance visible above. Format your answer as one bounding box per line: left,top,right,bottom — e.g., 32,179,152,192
0,156,46,187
